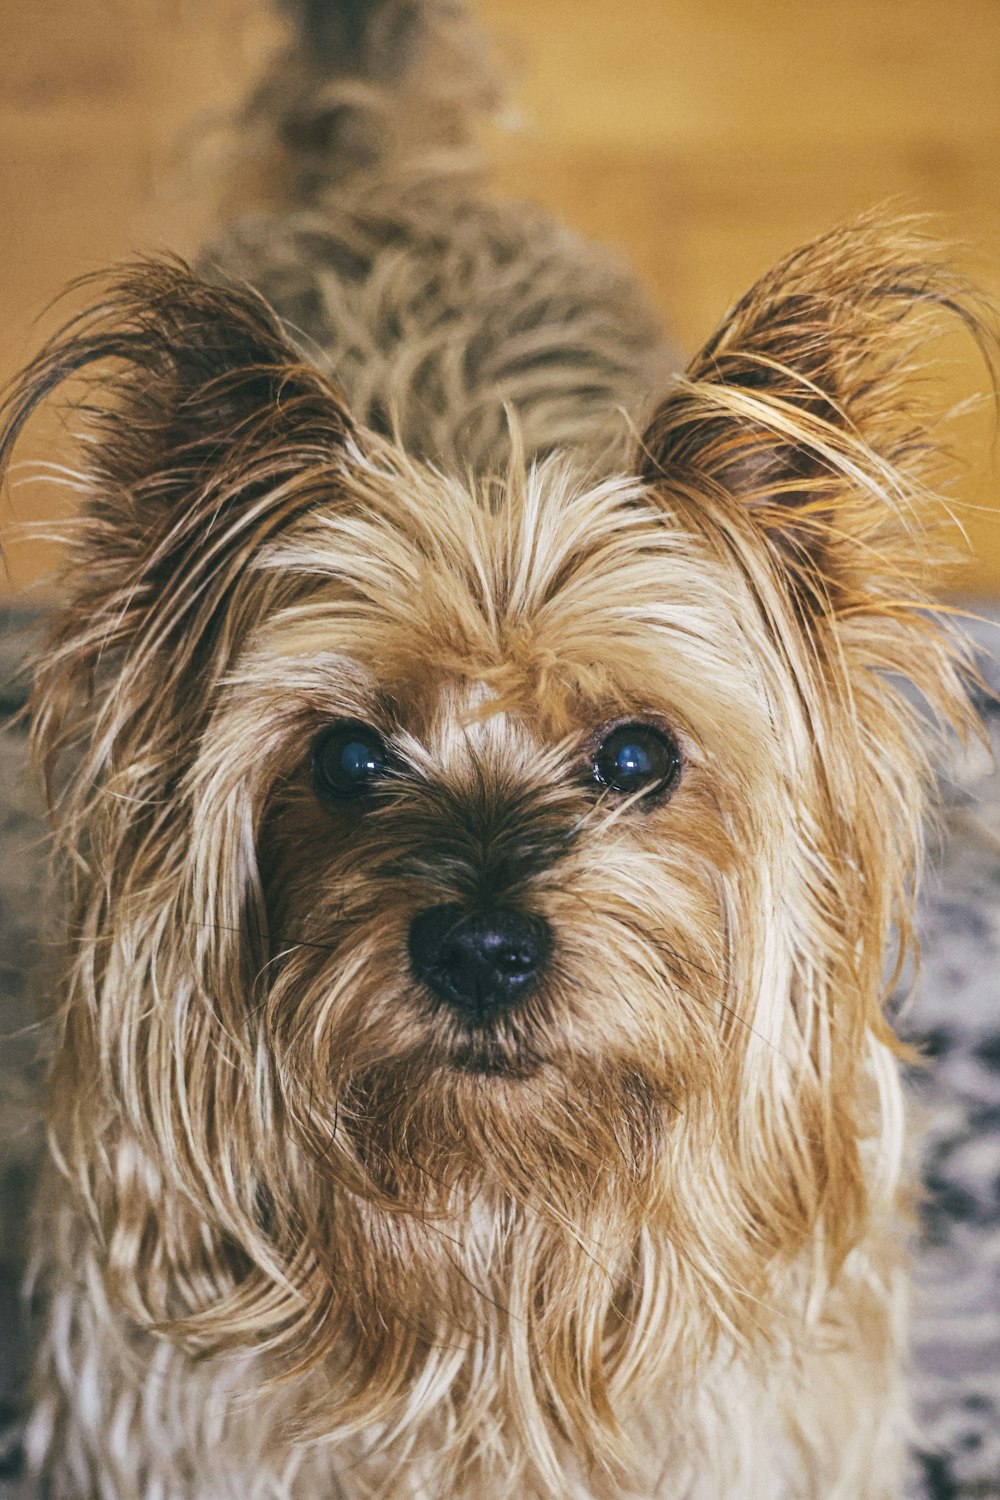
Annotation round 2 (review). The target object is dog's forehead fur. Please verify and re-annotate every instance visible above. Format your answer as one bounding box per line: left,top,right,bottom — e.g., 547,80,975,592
240,450,774,766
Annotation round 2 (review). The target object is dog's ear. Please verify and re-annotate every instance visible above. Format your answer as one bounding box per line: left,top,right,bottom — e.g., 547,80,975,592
639,219,993,630
0,263,366,1318
0,258,358,794
639,224,995,1280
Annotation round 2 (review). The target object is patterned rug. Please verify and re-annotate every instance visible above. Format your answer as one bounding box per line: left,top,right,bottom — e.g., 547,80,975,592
1,605,997,1498
904,611,1000,1499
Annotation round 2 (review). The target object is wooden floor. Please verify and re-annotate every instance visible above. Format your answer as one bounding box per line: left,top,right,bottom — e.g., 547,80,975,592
1,0,998,594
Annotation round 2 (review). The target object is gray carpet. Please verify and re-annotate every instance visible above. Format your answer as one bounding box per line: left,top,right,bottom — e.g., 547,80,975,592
1,605,998,1498
904,612,1000,1498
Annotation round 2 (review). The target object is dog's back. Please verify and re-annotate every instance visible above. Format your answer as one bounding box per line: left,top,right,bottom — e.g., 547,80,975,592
208,0,675,472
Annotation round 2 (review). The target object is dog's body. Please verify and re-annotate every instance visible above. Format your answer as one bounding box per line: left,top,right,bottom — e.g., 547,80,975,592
1,3,991,1497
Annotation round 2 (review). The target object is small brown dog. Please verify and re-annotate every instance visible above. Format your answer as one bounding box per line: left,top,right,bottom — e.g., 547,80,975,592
1,2,993,1496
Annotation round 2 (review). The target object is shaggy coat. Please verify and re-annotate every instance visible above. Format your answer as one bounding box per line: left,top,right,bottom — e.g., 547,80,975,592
0,2,993,1496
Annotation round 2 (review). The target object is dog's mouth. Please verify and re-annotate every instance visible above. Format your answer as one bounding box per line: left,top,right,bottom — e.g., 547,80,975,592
442,1010,545,1079
449,1036,539,1078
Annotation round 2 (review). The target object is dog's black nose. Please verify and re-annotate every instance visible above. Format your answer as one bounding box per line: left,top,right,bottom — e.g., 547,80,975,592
409,904,549,1016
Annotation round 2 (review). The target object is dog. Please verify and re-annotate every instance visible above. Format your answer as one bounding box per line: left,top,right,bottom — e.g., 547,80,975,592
0,2,993,1495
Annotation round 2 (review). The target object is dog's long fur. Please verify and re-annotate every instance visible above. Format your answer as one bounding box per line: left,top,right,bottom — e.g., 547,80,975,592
0,3,995,1496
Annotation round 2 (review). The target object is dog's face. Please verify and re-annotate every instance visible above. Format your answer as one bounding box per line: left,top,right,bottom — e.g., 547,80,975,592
239,461,747,1144
0,225,981,1477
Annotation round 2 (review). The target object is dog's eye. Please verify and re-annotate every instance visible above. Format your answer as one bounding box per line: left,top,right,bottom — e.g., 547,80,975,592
591,721,681,800
313,720,390,801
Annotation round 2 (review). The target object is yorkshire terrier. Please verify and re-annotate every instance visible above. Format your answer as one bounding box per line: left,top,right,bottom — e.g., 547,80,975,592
0,2,993,1496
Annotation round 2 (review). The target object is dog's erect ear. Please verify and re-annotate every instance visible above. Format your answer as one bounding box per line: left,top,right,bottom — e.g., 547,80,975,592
639,226,995,1268
0,258,357,792
639,219,993,620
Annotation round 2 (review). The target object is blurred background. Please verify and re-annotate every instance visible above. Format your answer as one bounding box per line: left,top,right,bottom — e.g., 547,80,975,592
1,0,998,594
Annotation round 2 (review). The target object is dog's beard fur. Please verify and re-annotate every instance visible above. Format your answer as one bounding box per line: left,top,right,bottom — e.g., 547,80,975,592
1,198,994,1495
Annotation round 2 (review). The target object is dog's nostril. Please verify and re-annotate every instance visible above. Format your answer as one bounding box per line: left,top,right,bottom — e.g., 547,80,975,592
492,941,534,975
409,904,549,1015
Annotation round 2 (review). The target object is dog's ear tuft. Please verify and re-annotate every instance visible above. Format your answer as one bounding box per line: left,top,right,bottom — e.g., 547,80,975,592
0,256,356,587
641,221,995,1060
638,218,995,617
0,257,358,795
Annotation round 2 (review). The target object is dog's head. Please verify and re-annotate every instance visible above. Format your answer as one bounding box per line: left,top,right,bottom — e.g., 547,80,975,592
0,223,986,1482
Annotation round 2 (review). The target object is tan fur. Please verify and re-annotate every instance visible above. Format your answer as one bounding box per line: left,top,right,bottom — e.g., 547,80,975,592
0,2,995,1496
